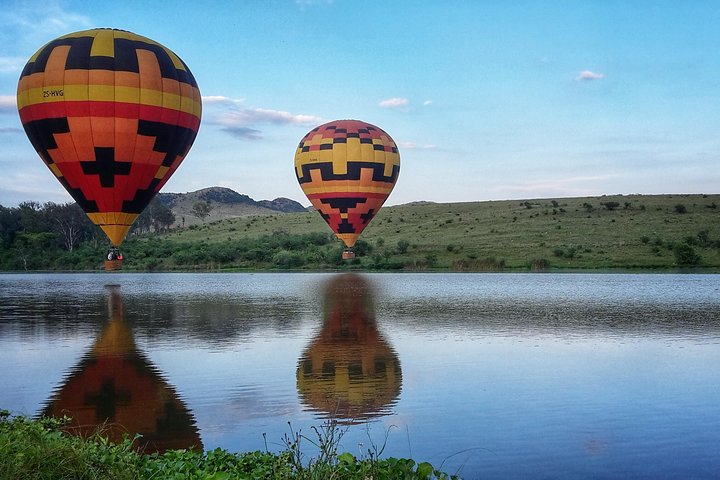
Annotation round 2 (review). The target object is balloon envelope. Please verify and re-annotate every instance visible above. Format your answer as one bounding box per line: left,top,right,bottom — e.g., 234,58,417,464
294,120,400,248
17,28,201,246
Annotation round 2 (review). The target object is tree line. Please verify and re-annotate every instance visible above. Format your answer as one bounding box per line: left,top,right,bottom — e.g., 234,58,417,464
0,198,176,270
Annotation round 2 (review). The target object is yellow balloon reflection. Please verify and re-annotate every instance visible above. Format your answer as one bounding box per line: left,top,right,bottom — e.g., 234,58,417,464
42,285,202,453
297,274,402,424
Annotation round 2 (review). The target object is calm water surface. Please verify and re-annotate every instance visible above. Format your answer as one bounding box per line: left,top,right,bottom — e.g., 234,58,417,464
1,272,719,479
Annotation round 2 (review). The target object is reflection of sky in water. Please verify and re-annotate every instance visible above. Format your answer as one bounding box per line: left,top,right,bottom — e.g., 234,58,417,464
1,273,719,478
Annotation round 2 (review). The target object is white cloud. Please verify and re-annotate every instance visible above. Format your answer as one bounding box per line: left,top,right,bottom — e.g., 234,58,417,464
491,175,614,198
0,1,91,50
296,0,334,7
576,70,605,81
423,100,433,106
202,95,236,105
221,126,263,140
213,107,322,127
398,141,436,150
0,96,17,113
379,97,409,109
203,95,323,140
0,57,25,74
0,171,71,206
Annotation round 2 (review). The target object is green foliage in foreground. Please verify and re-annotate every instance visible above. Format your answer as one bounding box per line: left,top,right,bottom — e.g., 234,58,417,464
0,411,459,480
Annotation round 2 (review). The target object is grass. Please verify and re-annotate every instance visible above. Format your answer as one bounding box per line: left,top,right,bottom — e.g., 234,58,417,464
0,410,459,480
142,193,720,270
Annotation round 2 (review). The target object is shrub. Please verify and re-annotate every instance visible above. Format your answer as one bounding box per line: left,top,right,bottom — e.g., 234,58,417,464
529,258,550,271
601,201,620,211
397,239,410,254
673,242,700,265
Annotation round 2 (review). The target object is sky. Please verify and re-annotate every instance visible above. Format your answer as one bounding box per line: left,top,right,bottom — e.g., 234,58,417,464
1,0,719,207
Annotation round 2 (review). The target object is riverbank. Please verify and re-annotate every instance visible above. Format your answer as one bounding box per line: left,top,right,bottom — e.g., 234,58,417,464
0,411,458,480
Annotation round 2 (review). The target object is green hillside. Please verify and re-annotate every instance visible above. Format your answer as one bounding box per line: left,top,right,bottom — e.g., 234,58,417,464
2,194,717,271
138,193,720,271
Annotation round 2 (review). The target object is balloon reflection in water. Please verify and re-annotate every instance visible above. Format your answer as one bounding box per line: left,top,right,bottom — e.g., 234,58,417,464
297,274,402,424
42,285,202,453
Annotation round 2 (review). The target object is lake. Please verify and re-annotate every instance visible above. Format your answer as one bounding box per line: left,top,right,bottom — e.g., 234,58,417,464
1,272,719,479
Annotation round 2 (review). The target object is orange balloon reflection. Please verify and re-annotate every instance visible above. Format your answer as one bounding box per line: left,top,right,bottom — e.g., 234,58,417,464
42,286,202,453
297,274,402,424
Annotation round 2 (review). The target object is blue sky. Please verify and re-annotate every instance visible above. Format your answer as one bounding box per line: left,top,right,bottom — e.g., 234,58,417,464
1,0,719,207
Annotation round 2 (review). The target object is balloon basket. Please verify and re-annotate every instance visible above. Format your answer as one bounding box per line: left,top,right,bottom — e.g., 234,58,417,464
342,250,356,260
104,259,123,271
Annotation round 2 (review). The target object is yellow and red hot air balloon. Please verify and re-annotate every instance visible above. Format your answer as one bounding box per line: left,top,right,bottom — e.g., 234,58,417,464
16,28,201,257
294,120,400,259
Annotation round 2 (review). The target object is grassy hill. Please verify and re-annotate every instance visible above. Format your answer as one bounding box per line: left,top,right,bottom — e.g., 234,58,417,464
157,187,306,226
136,193,720,271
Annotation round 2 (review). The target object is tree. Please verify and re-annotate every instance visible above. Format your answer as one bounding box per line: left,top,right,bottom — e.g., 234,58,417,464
149,199,175,232
17,201,44,232
600,201,620,211
397,239,410,254
43,202,90,251
673,242,700,266
0,205,20,248
192,201,213,222
133,207,153,235
14,232,56,270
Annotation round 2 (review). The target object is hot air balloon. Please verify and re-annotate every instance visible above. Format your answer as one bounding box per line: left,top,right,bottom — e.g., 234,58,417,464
294,120,400,259
16,28,201,267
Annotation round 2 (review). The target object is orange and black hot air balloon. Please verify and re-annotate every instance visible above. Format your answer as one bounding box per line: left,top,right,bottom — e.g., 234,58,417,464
294,120,400,259
17,28,201,249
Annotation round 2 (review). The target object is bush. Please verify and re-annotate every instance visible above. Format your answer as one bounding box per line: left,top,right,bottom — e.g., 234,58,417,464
529,258,550,271
601,201,620,211
673,242,701,265
397,239,410,254
0,412,460,479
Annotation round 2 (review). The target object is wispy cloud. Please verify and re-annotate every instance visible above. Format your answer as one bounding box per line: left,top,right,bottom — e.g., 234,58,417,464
203,95,322,140
379,97,409,109
0,57,25,74
221,126,263,140
296,0,334,5
214,108,322,126
398,141,436,150
423,100,433,106
0,171,71,206
493,175,614,198
0,1,91,48
576,70,605,81
0,96,16,113
202,95,238,105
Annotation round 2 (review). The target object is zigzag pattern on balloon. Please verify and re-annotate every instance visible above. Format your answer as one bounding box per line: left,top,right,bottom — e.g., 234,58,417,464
16,28,202,246
294,120,400,248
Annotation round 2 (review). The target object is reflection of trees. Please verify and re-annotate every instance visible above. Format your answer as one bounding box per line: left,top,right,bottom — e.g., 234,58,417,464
42,286,202,453
0,293,305,346
297,274,402,424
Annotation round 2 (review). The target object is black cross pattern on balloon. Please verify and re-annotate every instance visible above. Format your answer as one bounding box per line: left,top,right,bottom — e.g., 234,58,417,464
80,147,132,187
